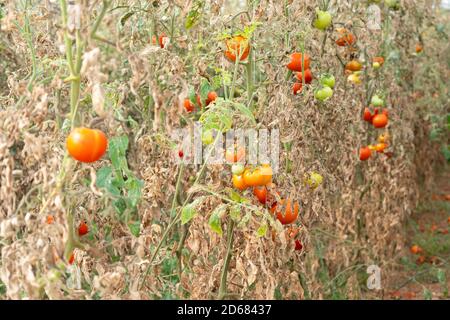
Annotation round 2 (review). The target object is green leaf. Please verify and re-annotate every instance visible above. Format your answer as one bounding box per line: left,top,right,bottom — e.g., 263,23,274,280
108,135,129,171
229,204,241,221
113,198,127,217
237,212,251,228
199,78,211,102
96,166,122,196
181,197,205,225
185,0,204,30
423,288,432,300
233,102,256,125
209,204,227,235
124,177,143,207
128,220,141,237
256,223,268,237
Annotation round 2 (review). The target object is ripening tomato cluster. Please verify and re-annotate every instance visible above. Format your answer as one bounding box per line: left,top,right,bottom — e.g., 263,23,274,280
287,52,312,95
183,91,218,113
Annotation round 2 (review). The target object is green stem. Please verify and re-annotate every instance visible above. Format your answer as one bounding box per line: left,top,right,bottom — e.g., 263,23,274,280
246,42,254,108
218,220,235,300
139,128,224,289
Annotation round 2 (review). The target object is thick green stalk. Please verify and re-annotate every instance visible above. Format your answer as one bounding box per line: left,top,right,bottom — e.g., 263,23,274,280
217,220,235,300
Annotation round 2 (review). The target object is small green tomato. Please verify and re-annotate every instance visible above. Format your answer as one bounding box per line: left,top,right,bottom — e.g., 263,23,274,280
315,86,333,102
371,95,384,107
231,163,245,175
201,130,214,145
320,74,336,88
314,9,332,31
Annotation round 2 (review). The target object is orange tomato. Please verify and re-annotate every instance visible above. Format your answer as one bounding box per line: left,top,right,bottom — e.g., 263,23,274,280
271,199,299,225
415,43,423,53
183,98,194,112
335,32,356,46
46,215,54,224
410,245,422,254
232,174,248,191
68,252,75,265
345,60,363,72
67,128,108,163
205,91,218,105
159,33,168,48
363,108,373,122
292,82,303,95
286,53,311,72
372,113,388,128
373,56,385,66
259,164,273,185
224,35,250,62
225,145,245,163
295,69,313,84
359,147,371,161
253,186,268,204
374,143,388,153
243,168,264,187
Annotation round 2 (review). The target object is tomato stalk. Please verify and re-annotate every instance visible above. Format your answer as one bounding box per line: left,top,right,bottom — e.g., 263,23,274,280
15,0,38,108
217,219,235,300
245,40,254,109
229,49,241,99
139,127,225,289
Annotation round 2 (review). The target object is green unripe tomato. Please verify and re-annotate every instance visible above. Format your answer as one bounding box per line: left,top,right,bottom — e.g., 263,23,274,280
371,95,384,107
373,62,381,69
315,86,333,101
231,163,245,175
320,74,335,88
201,130,214,145
314,9,332,31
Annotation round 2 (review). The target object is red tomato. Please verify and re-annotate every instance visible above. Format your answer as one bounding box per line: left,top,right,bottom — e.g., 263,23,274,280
253,186,268,204
295,69,313,84
205,91,218,105
372,114,388,128
271,199,299,225
359,147,372,161
294,239,303,251
363,108,372,122
292,82,303,95
159,33,168,48
68,252,75,265
78,221,88,236
184,98,194,112
286,53,311,72
67,128,108,163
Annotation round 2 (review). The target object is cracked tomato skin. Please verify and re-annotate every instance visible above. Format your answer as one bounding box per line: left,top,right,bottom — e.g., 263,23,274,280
295,69,313,84
253,186,268,204
67,128,108,163
232,174,248,191
224,35,250,62
271,199,299,225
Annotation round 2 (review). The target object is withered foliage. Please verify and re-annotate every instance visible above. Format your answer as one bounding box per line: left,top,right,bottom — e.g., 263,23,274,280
0,0,448,300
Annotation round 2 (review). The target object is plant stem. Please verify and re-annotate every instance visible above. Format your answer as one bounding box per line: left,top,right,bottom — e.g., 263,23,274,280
139,128,224,289
246,41,254,109
218,219,235,300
